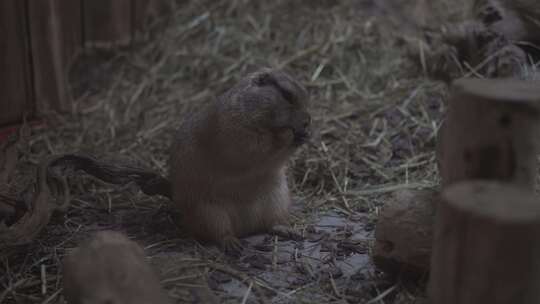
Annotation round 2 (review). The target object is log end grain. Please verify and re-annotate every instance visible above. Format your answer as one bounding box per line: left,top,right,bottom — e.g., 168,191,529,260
452,78,540,109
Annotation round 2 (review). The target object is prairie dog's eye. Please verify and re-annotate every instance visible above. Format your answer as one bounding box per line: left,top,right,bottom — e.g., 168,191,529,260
270,81,296,106
253,72,273,86
279,88,295,105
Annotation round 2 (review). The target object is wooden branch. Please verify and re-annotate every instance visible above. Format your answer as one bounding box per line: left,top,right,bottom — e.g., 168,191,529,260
429,180,540,304
1,151,170,250
0,156,58,247
437,78,540,190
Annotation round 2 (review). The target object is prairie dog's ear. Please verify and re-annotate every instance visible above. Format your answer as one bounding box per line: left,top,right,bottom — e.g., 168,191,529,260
252,69,275,86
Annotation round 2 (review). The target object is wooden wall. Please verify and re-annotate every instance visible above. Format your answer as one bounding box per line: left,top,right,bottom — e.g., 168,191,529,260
0,0,168,127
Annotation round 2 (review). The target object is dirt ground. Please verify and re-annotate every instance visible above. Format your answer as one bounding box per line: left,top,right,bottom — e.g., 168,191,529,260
0,1,454,303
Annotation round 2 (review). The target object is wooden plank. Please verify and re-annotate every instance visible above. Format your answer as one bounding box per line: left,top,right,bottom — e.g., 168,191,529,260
132,0,151,40
83,0,132,48
28,0,75,114
57,0,83,66
0,0,33,126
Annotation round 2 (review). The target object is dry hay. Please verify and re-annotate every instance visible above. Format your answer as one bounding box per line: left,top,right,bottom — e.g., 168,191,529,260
1,0,516,303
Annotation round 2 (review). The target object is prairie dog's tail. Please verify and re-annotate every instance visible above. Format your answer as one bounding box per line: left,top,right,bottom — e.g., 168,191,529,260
50,153,172,199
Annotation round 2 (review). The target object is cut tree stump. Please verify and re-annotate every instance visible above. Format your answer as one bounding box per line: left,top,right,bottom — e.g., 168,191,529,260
373,189,438,277
375,78,540,277
437,78,540,190
428,180,540,304
0,0,33,125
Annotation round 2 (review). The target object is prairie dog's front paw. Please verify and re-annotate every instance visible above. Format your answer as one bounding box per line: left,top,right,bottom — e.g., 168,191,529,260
270,225,303,241
221,236,244,257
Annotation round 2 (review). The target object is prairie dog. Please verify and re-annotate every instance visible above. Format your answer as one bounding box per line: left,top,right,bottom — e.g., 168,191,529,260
473,0,540,42
62,231,171,304
169,68,311,253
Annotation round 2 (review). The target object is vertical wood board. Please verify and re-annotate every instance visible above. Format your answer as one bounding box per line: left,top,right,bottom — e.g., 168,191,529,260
57,0,83,65
28,0,72,113
0,0,33,126
83,0,132,48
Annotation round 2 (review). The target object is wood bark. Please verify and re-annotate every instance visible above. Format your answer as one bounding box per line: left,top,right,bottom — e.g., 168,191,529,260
437,78,540,190
429,180,540,304
1,152,169,249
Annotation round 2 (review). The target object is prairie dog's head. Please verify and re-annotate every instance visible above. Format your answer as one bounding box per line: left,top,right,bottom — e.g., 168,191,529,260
218,68,311,153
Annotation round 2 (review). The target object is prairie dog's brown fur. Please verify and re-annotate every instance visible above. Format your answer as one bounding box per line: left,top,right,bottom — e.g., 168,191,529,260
169,68,311,252
473,0,540,42
62,231,171,304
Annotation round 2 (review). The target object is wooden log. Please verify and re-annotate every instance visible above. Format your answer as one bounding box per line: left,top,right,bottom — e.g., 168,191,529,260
63,231,172,304
375,78,540,278
83,0,132,48
373,189,438,278
429,180,540,304
0,0,33,126
437,78,540,190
